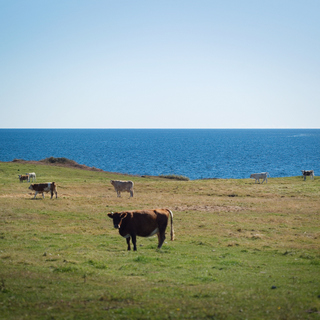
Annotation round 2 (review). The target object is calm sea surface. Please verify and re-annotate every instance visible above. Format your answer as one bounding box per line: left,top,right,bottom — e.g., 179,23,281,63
0,129,319,180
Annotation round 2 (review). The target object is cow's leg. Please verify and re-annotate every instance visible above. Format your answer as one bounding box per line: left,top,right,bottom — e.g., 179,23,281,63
157,232,166,249
130,190,133,197
117,191,121,197
126,237,131,251
131,234,137,251
50,191,53,199
34,191,38,199
42,193,45,199
157,221,168,249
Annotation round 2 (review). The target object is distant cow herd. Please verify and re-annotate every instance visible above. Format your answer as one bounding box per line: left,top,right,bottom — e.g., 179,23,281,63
18,172,57,199
17,169,315,251
18,172,36,183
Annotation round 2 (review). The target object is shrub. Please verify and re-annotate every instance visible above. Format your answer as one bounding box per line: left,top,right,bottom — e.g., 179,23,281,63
159,174,190,181
42,157,76,165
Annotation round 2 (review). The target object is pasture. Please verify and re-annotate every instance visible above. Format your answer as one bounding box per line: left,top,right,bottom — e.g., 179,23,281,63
0,161,319,319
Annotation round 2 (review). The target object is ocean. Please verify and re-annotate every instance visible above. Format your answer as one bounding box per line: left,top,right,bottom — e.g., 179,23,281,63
0,129,319,180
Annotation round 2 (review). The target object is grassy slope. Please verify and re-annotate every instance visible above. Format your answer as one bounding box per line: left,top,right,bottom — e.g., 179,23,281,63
0,162,319,319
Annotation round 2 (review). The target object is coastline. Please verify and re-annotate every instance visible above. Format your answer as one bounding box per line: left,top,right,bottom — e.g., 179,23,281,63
2,158,304,180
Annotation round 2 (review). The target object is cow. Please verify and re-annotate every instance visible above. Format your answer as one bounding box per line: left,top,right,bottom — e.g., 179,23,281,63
107,209,174,251
110,180,134,197
28,182,58,199
301,170,314,181
18,175,29,183
26,172,36,182
250,172,270,184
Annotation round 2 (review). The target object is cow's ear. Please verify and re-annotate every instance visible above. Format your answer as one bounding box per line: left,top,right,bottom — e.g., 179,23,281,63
120,212,127,219
107,212,113,218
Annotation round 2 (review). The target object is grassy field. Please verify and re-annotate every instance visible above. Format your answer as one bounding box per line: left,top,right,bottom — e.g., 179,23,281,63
0,161,319,319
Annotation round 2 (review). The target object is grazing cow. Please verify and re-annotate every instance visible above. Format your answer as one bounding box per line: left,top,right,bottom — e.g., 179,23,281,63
107,209,174,251
301,170,314,181
250,172,270,184
18,175,29,183
110,180,134,197
26,172,36,182
28,182,58,199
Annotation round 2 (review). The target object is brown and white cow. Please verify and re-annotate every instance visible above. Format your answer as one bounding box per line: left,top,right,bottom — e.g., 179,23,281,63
110,180,134,197
107,209,174,251
18,175,29,183
28,182,58,199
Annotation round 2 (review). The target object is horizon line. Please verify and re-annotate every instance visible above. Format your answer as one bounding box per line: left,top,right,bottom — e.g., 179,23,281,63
0,127,319,130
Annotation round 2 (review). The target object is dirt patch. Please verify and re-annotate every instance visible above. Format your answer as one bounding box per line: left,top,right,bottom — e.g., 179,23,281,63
174,205,244,212
0,194,30,198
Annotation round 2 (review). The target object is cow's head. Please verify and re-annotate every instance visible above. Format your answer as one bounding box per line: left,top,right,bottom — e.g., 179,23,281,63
28,184,34,190
107,211,127,229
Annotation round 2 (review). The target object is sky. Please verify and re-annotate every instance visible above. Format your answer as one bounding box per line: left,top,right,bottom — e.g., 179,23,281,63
1,0,319,129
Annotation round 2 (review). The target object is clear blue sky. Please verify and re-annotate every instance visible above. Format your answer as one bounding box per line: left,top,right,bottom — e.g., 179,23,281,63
1,0,319,128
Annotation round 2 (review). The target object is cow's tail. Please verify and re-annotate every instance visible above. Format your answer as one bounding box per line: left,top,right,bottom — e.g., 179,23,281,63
168,209,175,241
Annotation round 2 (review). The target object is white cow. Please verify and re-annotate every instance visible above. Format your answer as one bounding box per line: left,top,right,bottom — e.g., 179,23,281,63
26,172,36,182
301,170,314,181
110,180,134,197
250,172,270,184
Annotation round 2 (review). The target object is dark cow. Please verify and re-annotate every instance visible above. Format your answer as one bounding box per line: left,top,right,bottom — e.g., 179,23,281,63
107,209,174,251
28,182,58,199
19,175,29,183
110,180,134,197
301,170,314,181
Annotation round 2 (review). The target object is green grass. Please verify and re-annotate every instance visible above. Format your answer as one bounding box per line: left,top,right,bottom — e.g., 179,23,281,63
0,161,320,319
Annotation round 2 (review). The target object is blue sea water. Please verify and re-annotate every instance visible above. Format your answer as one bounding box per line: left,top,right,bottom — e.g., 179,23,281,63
0,129,319,180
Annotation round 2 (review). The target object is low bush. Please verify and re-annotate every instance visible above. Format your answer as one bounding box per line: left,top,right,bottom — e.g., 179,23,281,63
159,174,190,181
